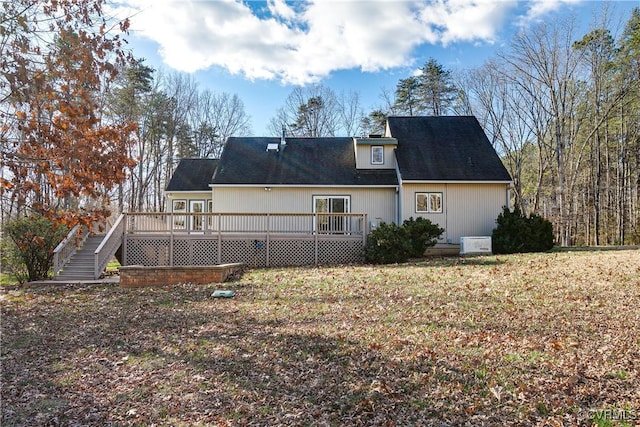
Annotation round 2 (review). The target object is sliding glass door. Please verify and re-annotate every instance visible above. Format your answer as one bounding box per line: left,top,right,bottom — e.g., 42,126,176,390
313,196,350,233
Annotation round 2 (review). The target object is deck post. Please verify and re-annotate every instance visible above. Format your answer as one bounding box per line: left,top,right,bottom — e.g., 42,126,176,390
217,213,222,264
314,213,319,266
266,213,270,267
363,213,368,247
169,213,174,267
122,213,128,265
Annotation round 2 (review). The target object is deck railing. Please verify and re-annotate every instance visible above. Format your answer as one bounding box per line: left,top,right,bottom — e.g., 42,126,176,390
53,224,87,278
53,218,114,279
124,212,367,236
122,212,368,267
94,214,125,279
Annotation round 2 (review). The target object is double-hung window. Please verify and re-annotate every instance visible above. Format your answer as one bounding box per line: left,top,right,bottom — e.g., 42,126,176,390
371,146,384,165
415,192,443,213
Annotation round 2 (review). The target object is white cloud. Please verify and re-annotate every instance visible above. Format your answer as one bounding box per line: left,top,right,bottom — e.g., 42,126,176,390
110,0,552,85
520,0,582,24
267,0,297,21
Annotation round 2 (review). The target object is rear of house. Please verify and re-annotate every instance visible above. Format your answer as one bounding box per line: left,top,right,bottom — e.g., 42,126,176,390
163,116,512,253
388,116,512,243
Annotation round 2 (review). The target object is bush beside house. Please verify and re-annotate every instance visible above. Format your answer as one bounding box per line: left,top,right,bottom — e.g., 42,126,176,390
5,215,68,282
492,206,554,254
364,217,444,264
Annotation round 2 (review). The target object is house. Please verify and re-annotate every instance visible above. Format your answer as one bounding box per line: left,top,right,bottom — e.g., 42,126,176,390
53,116,512,279
164,116,512,247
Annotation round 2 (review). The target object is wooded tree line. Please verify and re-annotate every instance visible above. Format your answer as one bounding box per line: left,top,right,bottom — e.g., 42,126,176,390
1,0,135,227
463,9,640,246
1,0,251,221
106,61,251,212
361,9,639,246
1,1,638,246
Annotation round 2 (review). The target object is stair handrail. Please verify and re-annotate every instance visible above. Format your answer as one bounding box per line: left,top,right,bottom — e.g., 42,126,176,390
53,224,87,278
94,213,125,279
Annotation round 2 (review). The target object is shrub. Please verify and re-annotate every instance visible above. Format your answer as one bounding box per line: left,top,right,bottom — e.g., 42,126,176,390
5,215,69,282
364,218,444,264
0,237,28,284
364,222,411,264
402,217,445,258
492,206,554,254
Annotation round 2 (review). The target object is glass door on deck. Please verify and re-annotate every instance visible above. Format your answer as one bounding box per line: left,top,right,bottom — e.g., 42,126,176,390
189,200,205,233
313,196,350,233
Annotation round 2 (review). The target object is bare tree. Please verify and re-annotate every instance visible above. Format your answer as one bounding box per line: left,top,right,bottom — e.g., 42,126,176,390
158,70,199,200
500,17,588,245
462,61,539,213
268,85,340,137
188,90,251,158
338,90,365,136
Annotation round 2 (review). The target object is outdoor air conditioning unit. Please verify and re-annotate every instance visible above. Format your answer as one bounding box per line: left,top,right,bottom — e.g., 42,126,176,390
460,236,492,255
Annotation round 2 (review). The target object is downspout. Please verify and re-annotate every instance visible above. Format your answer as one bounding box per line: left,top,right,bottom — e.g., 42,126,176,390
395,158,403,225
395,188,400,225
445,183,449,244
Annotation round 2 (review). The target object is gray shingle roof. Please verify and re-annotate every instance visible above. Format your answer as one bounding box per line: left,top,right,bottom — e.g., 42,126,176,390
165,158,219,191
388,116,512,182
212,137,398,186
167,117,511,190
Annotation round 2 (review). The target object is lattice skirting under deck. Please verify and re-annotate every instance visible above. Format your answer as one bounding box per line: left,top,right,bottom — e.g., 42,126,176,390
123,235,363,267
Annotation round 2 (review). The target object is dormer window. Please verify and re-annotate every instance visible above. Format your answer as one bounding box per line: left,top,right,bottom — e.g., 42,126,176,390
354,136,396,169
371,146,384,165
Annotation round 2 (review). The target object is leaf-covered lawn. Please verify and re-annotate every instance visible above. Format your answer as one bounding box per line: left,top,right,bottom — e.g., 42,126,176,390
2,250,639,426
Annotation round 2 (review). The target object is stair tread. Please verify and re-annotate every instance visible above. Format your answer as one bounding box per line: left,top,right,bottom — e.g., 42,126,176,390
57,234,119,279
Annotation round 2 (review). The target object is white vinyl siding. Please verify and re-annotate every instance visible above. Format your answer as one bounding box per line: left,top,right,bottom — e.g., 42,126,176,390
211,187,396,229
445,183,508,241
354,143,396,169
401,183,508,243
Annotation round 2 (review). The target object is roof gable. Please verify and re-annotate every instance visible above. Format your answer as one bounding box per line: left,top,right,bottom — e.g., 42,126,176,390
165,158,219,191
388,116,512,182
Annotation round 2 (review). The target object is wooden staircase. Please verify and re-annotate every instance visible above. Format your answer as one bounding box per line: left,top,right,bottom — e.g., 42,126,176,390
54,235,106,281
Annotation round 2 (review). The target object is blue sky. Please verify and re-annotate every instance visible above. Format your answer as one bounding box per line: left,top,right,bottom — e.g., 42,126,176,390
110,0,638,135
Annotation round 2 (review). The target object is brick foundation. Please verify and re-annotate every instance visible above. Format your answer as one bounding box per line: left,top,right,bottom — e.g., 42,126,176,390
119,264,245,288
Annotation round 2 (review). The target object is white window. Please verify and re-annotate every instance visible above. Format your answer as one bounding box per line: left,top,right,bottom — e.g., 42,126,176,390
371,146,384,165
313,195,351,233
189,200,205,232
172,200,187,229
415,192,443,213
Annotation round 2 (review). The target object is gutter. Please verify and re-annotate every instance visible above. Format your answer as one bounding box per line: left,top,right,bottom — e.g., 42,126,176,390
401,180,513,184
209,184,399,188
395,162,403,225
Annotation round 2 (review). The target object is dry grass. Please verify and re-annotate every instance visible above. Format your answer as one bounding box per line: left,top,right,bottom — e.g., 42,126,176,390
1,250,639,426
